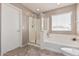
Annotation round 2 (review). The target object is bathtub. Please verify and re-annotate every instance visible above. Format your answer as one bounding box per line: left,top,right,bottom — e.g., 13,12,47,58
40,33,79,54
61,48,79,56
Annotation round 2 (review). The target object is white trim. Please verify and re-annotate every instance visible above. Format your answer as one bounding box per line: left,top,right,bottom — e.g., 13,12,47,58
19,8,22,48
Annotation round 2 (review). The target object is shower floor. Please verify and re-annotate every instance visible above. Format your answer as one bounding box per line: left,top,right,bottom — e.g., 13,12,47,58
3,45,64,56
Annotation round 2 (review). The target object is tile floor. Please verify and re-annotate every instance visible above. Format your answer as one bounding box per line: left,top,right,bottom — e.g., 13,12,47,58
3,45,65,56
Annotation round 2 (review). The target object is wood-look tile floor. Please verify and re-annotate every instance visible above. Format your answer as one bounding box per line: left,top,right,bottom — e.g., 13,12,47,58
4,45,65,56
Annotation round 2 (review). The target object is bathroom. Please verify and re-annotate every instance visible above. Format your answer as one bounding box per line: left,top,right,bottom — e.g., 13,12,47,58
0,3,79,56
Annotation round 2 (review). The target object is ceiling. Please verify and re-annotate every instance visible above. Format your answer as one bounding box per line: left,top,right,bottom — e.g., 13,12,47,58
22,3,74,13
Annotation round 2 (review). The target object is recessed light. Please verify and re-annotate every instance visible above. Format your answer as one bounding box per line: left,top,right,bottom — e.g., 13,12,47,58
36,8,40,11
57,3,60,5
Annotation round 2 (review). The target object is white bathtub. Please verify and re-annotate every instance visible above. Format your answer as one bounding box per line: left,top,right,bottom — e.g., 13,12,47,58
41,33,79,54
61,48,79,56
44,34,79,48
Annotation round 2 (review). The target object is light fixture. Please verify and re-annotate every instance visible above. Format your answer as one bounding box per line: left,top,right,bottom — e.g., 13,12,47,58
57,3,60,5
36,8,40,11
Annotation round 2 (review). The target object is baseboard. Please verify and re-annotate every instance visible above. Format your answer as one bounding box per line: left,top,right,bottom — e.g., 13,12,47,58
21,44,28,48
28,42,40,48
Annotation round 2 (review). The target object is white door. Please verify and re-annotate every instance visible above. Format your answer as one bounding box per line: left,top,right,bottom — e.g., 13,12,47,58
1,4,22,55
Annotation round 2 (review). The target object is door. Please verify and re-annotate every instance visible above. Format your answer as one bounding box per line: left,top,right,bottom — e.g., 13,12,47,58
29,17,36,43
1,4,22,55
29,16,41,45
36,18,41,45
